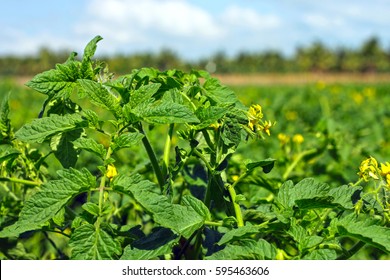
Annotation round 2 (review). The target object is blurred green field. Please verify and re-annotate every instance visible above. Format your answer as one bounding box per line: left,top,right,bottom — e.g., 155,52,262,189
232,81,390,185
1,77,389,186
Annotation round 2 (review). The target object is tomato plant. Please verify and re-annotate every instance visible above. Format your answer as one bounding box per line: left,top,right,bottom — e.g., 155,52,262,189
0,36,389,260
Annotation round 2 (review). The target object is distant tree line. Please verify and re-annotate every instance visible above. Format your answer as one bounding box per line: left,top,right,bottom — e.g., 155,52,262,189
1,37,389,76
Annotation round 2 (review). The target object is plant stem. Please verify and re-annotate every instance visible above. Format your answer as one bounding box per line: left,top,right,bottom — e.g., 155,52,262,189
226,184,244,227
0,177,41,186
162,124,174,178
336,241,366,260
282,148,317,180
99,146,113,216
138,123,165,191
193,149,214,173
204,220,224,227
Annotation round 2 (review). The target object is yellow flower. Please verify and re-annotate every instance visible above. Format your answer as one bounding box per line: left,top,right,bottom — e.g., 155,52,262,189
278,133,290,145
292,134,304,144
358,157,379,181
262,120,273,136
247,104,263,131
380,162,390,185
106,164,118,180
231,175,239,182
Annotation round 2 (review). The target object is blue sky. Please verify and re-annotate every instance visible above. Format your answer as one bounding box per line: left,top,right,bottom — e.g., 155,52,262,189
2,0,390,60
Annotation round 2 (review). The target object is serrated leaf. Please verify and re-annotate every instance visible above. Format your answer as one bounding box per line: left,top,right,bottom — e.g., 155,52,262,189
303,249,337,260
337,214,390,253
217,225,260,246
73,137,106,159
0,94,11,140
203,78,238,106
129,83,161,108
78,79,122,119
277,178,359,210
51,129,83,168
206,239,276,260
220,117,241,147
276,180,294,209
328,185,361,210
246,158,276,174
193,106,229,130
82,202,100,216
0,144,20,163
69,223,121,260
81,35,102,79
0,168,95,237
287,224,323,251
181,195,211,221
25,60,81,98
120,228,179,260
111,132,144,152
15,113,87,143
133,99,199,124
82,109,100,127
113,174,205,238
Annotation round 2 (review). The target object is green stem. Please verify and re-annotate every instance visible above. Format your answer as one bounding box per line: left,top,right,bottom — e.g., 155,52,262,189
282,148,317,181
204,220,224,227
0,177,41,186
178,89,197,111
336,241,366,260
226,184,244,227
162,124,174,178
193,149,214,173
99,146,113,216
138,123,165,191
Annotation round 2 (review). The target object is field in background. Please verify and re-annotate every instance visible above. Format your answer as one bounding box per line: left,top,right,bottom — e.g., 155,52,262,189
1,75,389,185
216,72,390,86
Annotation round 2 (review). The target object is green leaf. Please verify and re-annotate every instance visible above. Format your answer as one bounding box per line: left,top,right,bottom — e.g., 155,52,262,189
0,144,20,163
73,137,106,159
193,106,229,130
25,60,81,98
113,175,205,238
303,249,337,260
0,94,11,140
246,158,276,174
15,113,87,143
203,78,238,106
277,178,359,210
69,223,121,260
78,79,122,119
217,225,260,246
181,195,211,221
287,224,323,251
328,185,361,210
129,83,161,108
80,35,103,79
206,239,277,260
82,202,100,216
51,129,83,168
133,99,199,124
120,228,179,260
276,180,294,209
0,168,95,237
337,214,390,253
111,132,144,152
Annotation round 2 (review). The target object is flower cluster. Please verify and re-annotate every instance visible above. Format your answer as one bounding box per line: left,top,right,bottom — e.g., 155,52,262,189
358,156,390,187
247,104,275,138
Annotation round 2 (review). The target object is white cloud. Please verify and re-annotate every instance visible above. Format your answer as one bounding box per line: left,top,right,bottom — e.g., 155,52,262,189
221,6,281,31
303,14,344,29
77,0,224,43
